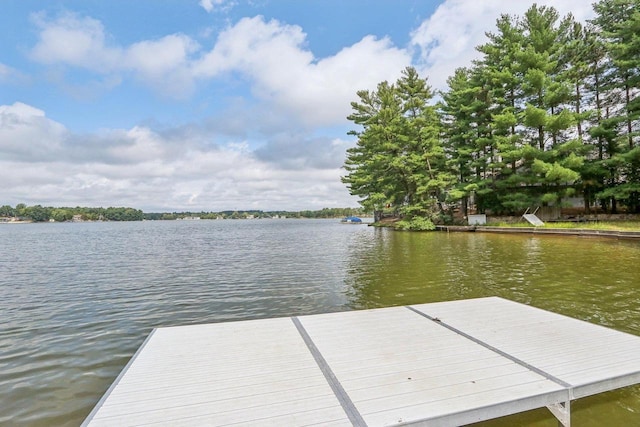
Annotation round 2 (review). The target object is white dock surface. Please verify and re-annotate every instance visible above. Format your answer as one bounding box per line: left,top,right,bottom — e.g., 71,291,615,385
83,297,640,426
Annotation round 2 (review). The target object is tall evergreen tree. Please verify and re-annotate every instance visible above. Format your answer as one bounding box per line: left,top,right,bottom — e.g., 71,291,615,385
343,1,640,220
441,66,496,214
592,0,640,212
343,67,449,223
503,6,582,209
441,67,477,216
342,81,404,221
474,14,527,212
578,23,618,211
396,67,454,218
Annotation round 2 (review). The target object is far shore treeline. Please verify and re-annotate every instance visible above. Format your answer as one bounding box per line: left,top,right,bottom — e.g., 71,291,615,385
342,1,640,230
0,204,365,222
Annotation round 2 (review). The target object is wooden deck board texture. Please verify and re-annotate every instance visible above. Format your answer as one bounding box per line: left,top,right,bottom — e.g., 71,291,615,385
83,297,640,426
411,298,640,399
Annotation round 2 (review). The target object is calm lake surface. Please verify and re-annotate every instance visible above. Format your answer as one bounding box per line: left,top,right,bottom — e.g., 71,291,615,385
1,219,639,426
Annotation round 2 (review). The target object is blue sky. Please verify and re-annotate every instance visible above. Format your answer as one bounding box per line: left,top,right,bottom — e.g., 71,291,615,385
0,0,595,211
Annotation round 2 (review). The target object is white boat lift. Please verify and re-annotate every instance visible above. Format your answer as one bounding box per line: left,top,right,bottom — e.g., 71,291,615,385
83,297,640,426
522,207,545,227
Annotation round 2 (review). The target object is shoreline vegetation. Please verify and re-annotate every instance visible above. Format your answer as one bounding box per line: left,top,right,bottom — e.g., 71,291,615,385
373,215,640,238
341,1,640,232
0,204,367,223
4,202,640,239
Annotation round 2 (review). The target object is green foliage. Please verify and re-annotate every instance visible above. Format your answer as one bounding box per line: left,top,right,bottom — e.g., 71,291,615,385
2,205,368,222
532,160,581,183
51,209,72,222
0,205,15,217
500,193,536,211
395,217,436,231
492,112,518,131
0,204,144,222
523,104,547,128
541,193,559,204
343,66,452,220
597,182,640,201
342,0,640,217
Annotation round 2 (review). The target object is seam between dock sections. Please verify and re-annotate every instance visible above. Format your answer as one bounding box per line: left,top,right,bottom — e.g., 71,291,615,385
405,306,573,390
291,317,368,427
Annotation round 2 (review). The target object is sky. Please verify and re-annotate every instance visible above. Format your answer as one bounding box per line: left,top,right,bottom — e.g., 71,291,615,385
0,0,596,212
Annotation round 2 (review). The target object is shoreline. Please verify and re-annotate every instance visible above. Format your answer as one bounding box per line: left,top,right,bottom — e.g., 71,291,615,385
435,225,640,240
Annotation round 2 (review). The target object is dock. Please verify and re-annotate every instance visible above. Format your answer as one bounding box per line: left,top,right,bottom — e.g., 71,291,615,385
83,297,640,426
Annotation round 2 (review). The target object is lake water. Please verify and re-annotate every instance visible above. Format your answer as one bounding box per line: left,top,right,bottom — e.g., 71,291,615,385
1,219,639,426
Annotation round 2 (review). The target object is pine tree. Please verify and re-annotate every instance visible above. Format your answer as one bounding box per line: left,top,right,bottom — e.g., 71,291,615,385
343,1,640,219
396,67,454,219
441,66,497,214
342,81,404,221
343,67,450,223
474,14,527,212
592,0,640,212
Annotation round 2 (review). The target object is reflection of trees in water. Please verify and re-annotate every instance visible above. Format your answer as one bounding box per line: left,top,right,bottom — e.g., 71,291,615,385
341,231,640,336
343,230,497,309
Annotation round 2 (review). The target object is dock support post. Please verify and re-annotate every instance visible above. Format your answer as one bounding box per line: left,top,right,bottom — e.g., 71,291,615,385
547,400,571,427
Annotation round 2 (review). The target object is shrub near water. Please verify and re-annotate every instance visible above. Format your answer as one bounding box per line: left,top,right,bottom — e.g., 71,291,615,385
396,217,436,231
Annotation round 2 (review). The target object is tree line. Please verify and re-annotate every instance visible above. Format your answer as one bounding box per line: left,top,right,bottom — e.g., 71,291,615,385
1,204,365,222
0,204,145,222
342,0,639,228
144,207,366,220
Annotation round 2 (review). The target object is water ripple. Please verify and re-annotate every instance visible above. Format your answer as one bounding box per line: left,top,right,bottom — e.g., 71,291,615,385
1,220,640,426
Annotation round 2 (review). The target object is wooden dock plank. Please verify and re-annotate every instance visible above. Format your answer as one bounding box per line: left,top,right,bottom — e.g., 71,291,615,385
88,395,347,427
84,297,640,426
84,317,351,426
411,297,640,398
297,306,567,426
362,384,567,427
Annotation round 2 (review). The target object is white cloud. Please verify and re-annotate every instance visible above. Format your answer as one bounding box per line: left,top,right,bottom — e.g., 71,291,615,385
29,12,199,98
30,12,121,71
0,102,67,161
255,134,352,170
410,0,597,92
195,16,411,126
9,12,411,210
28,12,409,118
0,62,30,85
0,102,357,210
200,0,215,12
0,63,14,82
199,0,233,13
125,34,200,98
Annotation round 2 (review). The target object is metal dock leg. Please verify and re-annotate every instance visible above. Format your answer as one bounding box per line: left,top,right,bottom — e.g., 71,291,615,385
547,400,571,427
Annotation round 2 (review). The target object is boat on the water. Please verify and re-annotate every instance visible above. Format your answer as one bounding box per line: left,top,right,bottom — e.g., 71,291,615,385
341,216,363,224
